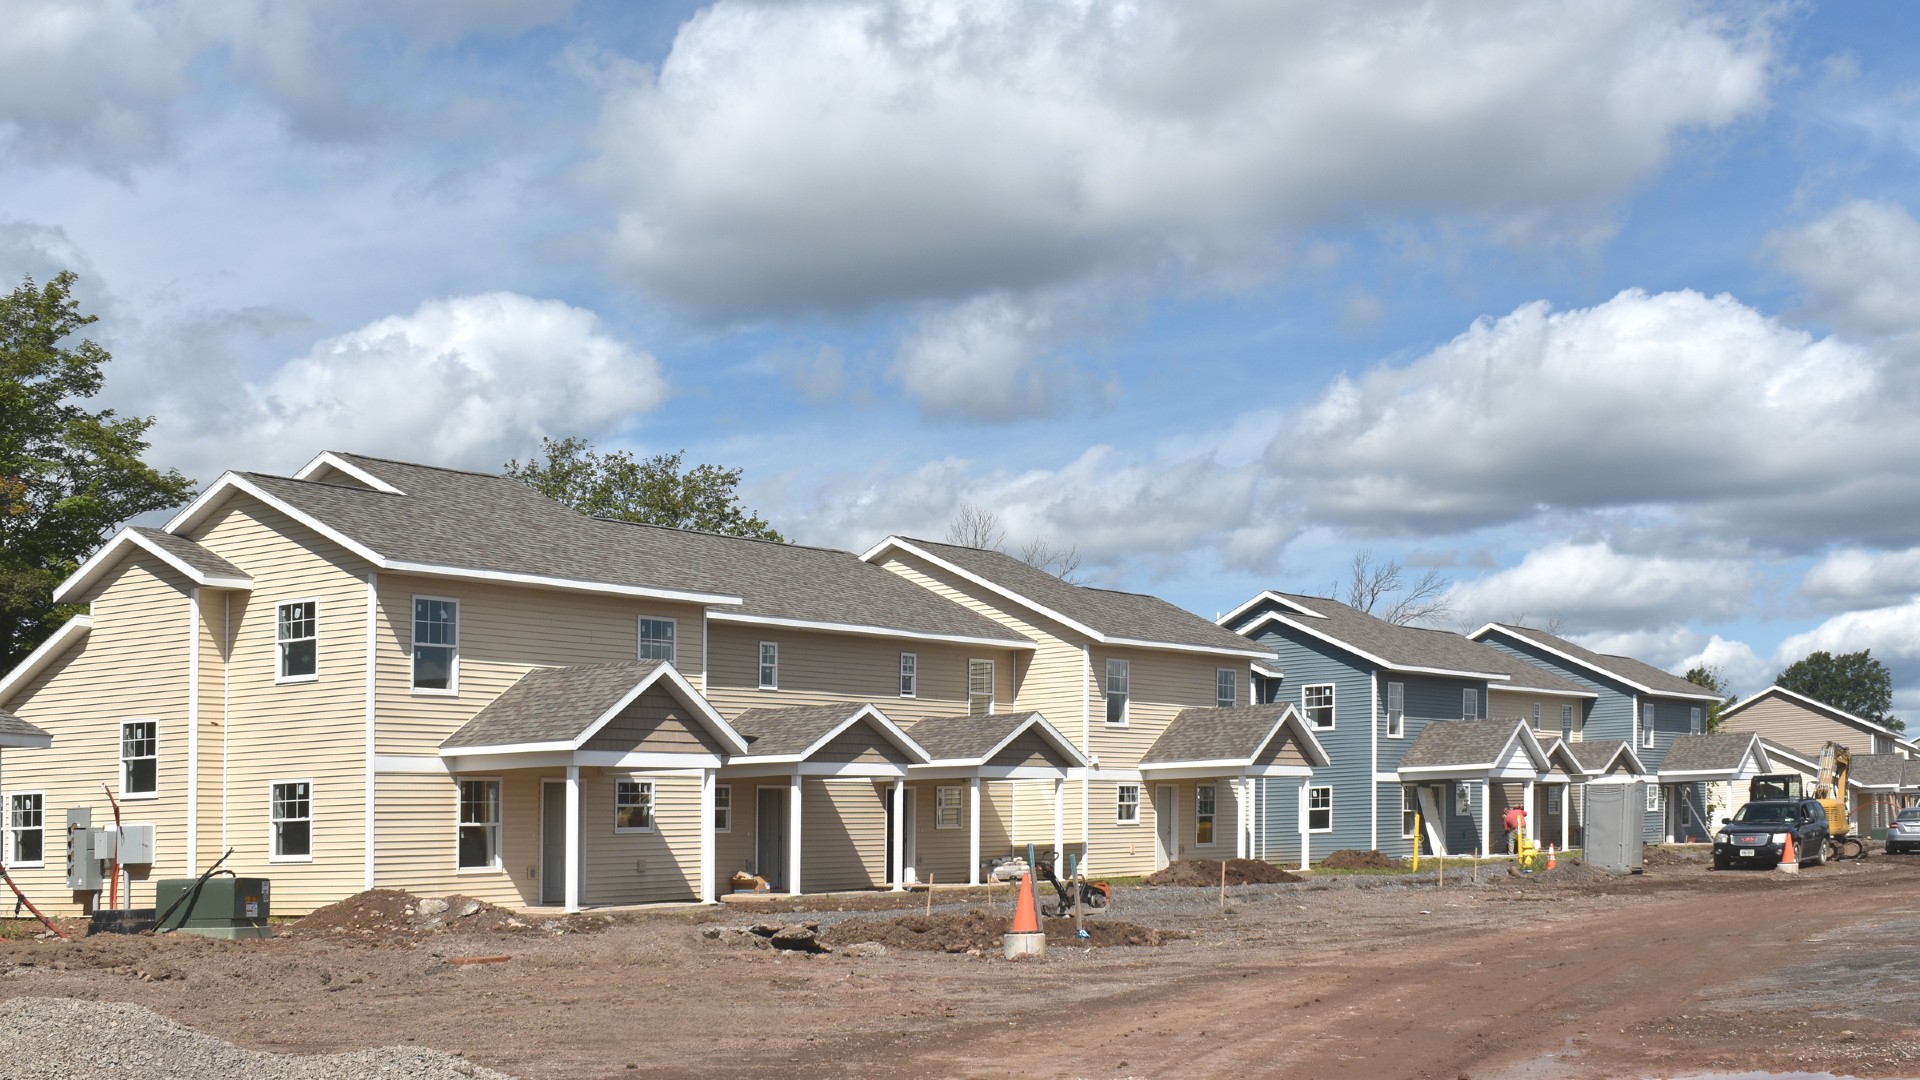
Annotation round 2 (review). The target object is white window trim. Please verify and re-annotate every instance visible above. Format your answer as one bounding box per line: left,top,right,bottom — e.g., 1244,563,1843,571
714,784,732,834
1306,785,1334,834
1462,688,1479,720
935,785,963,829
1302,683,1335,731
1641,703,1656,748
1195,783,1217,846
7,791,45,868
1105,658,1130,727
1400,787,1417,840
274,597,319,685
638,616,677,665
1532,703,1542,728
455,776,503,874
1647,782,1662,812
119,718,159,801
1547,787,1563,814
411,594,461,697
758,641,779,690
1453,783,1471,817
1561,703,1575,738
899,652,917,698
968,658,995,716
1385,681,1404,739
615,778,657,834
1216,668,1236,709
1115,784,1141,826
1690,706,1703,733
269,779,315,864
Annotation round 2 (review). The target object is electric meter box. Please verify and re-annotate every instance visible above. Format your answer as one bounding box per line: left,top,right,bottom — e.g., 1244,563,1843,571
155,877,272,939
91,824,155,865
64,809,100,891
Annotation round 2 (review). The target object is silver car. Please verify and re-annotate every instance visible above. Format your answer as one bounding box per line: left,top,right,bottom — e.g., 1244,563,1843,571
1887,807,1920,854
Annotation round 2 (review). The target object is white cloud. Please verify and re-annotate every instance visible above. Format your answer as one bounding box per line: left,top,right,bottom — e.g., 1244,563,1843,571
1801,547,1920,610
588,0,1771,316
1680,634,1770,697
1773,599,1920,709
889,292,1111,421
1445,540,1754,632
0,0,187,170
1770,199,1920,338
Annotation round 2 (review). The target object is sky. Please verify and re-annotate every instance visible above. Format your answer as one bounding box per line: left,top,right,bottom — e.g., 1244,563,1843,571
5,1,1920,712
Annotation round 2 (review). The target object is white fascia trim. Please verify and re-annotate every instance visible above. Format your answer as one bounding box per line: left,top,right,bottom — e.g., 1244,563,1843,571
1141,758,1255,773
374,754,449,774
1492,684,1598,700
792,702,932,765
1398,764,1500,779
166,473,386,563
571,663,750,756
707,610,1034,651
1251,660,1283,680
973,711,1090,769
862,537,1105,640
440,740,576,757
1216,590,1326,627
1256,703,1333,769
53,528,255,604
1471,623,1721,703
0,615,93,706
575,750,724,770
1500,724,1554,772
1103,636,1278,660
0,732,52,750
381,561,743,608
1726,685,1913,744
1240,612,1512,682
1657,769,1749,781
292,451,406,493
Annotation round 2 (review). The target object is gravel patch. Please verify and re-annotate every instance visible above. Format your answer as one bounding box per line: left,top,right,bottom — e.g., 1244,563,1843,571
0,997,516,1079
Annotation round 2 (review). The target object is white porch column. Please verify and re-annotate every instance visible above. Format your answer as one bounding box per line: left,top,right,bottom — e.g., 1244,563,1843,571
788,773,803,897
1234,779,1249,859
1297,780,1310,872
1481,780,1492,856
1052,777,1065,867
1560,786,1570,850
563,764,582,913
699,769,716,904
968,776,982,886
1523,780,1536,843
890,779,906,892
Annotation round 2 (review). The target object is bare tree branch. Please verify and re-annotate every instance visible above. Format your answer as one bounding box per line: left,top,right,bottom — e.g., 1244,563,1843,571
1344,550,1401,615
1382,568,1453,627
944,503,1005,551
1018,537,1085,585
1345,550,1453,626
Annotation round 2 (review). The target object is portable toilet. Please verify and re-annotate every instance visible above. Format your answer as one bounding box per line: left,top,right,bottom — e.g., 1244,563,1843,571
1584,783,1646,873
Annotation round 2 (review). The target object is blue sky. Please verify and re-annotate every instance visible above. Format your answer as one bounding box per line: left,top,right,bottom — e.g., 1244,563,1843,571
6,1,1920,709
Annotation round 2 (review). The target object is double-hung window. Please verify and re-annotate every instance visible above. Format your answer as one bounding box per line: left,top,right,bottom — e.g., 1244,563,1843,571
458,779,501,870
1385,682,1405,738
412,597,459,693
714,785,732,833
271,782,312,861
1116,784,1140,824
1647,783,1663,812
8,793,43,866
968,659,994,716
1561,704,1574,738
276,600,317,681
615,780,655,832
1641,703,1657,748
1302,684,1334,730
1548,787,1563,814
1462,688,1479,719
120,720,157,797
638,618,676,663
1306,786,1333,832
1532,703,1542,729
935,786,962,829
1105,659,1130,725
1401,787,1418,839
899,653,917,697
1196,784,1216,845
1216,668,1236,708
758,642,778,689
1690,706,1703,733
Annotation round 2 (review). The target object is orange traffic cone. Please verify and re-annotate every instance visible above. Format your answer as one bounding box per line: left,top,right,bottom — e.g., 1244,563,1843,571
1777,831,1800,874
1546,845,1557,870
1011,873,1040,934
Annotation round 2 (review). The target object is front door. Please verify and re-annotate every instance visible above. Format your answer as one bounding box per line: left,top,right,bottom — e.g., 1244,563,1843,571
540,781,566,905
1154,784,1178,869
757,787,788,892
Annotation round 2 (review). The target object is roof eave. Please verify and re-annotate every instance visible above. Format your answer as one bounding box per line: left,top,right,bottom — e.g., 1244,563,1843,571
706,610,1032,650
0,615,94,707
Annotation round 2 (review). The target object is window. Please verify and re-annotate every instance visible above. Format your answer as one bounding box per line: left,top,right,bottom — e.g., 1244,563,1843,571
714,785,732,833
1690,706,1703,733
936,786,963,829
412,597,459,693
1216,668,1236,708
1302,684,1335,730
1196,784,1216,845
968,659,994,716
120,720,157,797
759,642,778,689
1647,783,1663,812
899,653,917,698
638,618,676,663
1561,704,1574,738
8,793,43,866
1547,787,1563,814
1116,784,1140,824
1532,703,1542,728
457,779,501,870
1454,783,1472,817
1641,703,1656,748
276,600,317,681
1385,682,1405,738
271,782,312,861
615,780,655,832
1306,786,1332,833
1462,689,1479,719
1401,787,1418,839
1105,659,1130,725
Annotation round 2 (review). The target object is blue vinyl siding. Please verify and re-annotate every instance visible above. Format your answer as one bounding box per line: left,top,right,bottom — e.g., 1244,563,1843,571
1377,673,1489,859
1246,619,1378,858
1476,634,1633,742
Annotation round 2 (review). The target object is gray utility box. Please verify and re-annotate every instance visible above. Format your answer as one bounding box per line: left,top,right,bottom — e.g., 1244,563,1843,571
1584,783,1647,873
91,824,155,865
64,809,99,891
155,877,272,940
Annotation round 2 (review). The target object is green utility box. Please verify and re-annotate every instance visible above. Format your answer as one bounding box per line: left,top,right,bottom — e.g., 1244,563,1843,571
155,877,272,940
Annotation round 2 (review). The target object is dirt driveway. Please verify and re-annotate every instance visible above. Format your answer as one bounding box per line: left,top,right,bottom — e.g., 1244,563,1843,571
6,853,1920,1078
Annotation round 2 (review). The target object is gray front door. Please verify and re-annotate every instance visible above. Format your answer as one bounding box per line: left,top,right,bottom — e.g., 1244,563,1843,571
1154,784,1177,869
541,781,566,905
757,787,788,892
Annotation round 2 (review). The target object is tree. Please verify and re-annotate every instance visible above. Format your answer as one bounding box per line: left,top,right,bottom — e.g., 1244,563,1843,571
1,272,195,671
1342,550,1452,627
1684,665,1736,734
944,503,1085,584
504,436,785,541
1775,649,1903,732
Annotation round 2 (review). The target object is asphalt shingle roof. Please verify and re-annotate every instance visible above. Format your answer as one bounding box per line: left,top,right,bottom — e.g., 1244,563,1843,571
1483,623,1718,700
1566,739,1636,775
729,703,890,759
0,708,50,743
442,661,666,748
1140,705,1298,765
1851,753,1908,790
129,526,248,582
1256,593,1587,688
906,712,1047,762
1399,719,1532,770
1905,759,1920,789
1660,733,1760,774
889,537,1260,653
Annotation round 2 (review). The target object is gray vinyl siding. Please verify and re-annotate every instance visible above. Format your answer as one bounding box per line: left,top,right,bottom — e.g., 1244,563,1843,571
1377,673,1488,859
1245,624,1377,858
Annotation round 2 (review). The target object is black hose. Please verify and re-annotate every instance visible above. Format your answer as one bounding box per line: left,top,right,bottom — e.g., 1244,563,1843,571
151,849,235,934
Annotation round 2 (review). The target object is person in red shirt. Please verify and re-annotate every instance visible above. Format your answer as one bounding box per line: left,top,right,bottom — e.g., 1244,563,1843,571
1503,806,1527,854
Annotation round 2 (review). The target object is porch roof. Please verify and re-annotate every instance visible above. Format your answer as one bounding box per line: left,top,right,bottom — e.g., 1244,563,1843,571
0,708,51,749
904,711,1087,769
1398,718,1549,778
1657,733,1769,782
439,660,747,756
727,702,929,766
1851,752,1909,792
1564,738,1648,778
1138,703,1330,771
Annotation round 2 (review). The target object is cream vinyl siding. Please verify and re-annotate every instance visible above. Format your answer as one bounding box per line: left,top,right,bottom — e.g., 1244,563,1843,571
0,557,196,913
373,575,707,756
1084,645,1228,767
583,771,702,905
374,771,539,907
908,781,1015,884
1074,780,1164,877
1489,689,1583,742
801,778,887,892
713,780,773,890
1727,696,1883,757
703,624,1015,722
581,688,724,755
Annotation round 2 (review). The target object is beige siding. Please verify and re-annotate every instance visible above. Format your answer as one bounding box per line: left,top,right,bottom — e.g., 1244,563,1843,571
1489,690,1583,744
1727,697,1879,758
583,771,701,905
907,780,1014,884
801,778,886,892
1082,779,1161,876
1087,645,1250,768
582,687,724,755
703,624,1016,723
374,771,537,907
1174,779,1238,857
713,780,771,891
1254,730,1311,768
815,722,911,764
991,732,1072,769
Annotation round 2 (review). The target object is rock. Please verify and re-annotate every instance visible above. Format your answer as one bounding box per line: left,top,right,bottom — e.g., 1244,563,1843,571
700,927,763,948
769,925,831,954
454,900,482,918
748,922,784,938
840,942,887,958
417,898,450,918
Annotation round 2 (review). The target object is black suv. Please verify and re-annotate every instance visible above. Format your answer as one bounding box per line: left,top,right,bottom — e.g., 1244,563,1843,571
1713,798,1830,870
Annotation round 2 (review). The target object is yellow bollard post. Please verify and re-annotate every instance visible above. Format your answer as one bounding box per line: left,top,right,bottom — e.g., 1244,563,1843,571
1412,814,1422,873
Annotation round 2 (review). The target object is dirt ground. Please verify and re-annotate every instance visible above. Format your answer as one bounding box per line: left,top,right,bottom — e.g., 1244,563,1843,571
7,851,1920,1078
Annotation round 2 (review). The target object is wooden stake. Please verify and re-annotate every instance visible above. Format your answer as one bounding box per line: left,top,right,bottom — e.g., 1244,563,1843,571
926,873,934,917
1220,858,1228,913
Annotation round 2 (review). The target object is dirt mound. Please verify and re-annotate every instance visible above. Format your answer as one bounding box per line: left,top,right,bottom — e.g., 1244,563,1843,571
280,889,553,945
818,909,1181,953
1318,849,1409,871
1642,846,1709,867
1143,859,1303,886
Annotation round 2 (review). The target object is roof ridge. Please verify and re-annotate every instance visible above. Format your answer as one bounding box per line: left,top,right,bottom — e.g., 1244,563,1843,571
590,515,827,552
241,470,402,495
895,534,1171,598
331,451,519,482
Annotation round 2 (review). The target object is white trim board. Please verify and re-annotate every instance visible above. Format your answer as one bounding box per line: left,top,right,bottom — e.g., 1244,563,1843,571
707,609,1034,651
1236,611,1514,682
0,615,92,710
55,529,253,604
1467,623,1723,704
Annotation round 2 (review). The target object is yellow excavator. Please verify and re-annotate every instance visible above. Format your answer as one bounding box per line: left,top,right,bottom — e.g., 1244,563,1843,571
1749,741,1865,859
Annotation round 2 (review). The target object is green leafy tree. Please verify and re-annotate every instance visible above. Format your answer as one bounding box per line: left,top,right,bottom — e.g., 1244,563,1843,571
1683,665,1736,734
505,436,785,541
1775,648,1903,732
1,272,195,671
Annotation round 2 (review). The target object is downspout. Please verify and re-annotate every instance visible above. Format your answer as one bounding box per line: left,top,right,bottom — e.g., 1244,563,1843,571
364,572,378,891
221,592,231,854
187,588,200,873
1369,672,1379,851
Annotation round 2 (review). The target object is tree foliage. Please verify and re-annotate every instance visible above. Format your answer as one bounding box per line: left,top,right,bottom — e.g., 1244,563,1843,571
1,272,195,671
1683,665,1736,734
1775,649,1902,732
1342,550,1452,626
504,436,785,541
944,503,1084,583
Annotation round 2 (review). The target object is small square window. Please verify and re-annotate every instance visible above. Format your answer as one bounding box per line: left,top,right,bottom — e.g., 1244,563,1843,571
276,600,317,681
1303,684,1335,730
936,786,963,829
1116,784,1140,824
899,653,917,698
639,618,676,663
616,780,655,832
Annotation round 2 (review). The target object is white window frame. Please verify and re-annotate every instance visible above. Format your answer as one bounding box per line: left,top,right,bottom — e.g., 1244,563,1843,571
1216,668,1236,708
1547,787,1563,815
935,786,963,829
1105,658,1130,726
1641,702,1657,748
714,784,732,833
899,652,917,698
1401,787,1417,839
1462,688,1479,720
456,777,503,872
1385,681,1405,739
7,792,44,868
1454,782,1472,817
1195,783,1217,845
1690,706,1703,733
1561,704,1574,738
638,617,677,664
274,598,319,684
1302,684,1335,730
1306,785,1333,833
1532,703,1542,728
1116,784,1140,825
758,641,778,689
119,719,158,800
1647,782,1663,812
968,658,994,716
411,595,460,696
270,780,314,863
615,779,656,833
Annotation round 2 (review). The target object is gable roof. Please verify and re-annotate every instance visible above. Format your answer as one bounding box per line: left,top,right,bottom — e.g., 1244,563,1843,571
1229,592,1523,682
1658,733,1768,780
1469,623,1722,702
727,702,929,763
861,536,1269,658
1756,737,1819,775
1564,738,1648,776
440,661,746,755
1138,703,1331,769
53,526,253,603
0,708,52,749
905,712,1088,767
1398,718,1549,773
0,615,92,709
1850,752,1909,791
1718,685,1919,753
